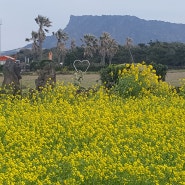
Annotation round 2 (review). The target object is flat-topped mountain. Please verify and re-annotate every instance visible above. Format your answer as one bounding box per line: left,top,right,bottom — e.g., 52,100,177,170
63,15,185,45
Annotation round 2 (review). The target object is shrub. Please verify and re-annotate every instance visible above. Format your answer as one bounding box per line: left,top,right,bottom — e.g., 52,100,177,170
178,79,185,97
100,64,129,89
29,61,40,71
29,60,57,71
100,62,168,89
112,63,172,98
0,65,3,72
150,62,168,81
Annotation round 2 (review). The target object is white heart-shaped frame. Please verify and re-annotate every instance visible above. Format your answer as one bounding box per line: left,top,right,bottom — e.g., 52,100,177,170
73,60,90,73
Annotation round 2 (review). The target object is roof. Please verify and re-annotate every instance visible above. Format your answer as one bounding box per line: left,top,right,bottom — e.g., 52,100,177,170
0,55,16,61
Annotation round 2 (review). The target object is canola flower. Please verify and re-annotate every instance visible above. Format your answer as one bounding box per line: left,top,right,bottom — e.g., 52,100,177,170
0,64,185,184
114,62,173,98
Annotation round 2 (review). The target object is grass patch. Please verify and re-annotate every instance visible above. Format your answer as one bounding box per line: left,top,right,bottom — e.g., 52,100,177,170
0,69,185,90
0,72,101,90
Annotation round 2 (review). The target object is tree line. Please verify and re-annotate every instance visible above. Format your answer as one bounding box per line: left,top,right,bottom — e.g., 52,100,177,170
15,15,185,71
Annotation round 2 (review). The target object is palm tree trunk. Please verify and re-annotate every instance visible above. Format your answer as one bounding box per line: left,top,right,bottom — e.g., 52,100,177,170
100,54,106,66
128,47,134,63
39,41,43,61
61,53,65,65
108,57,112,65
58,53,61,63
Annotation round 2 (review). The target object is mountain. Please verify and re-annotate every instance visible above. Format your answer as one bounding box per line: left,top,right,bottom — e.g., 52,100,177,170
63,15,185,45
4,15,185,54
1,48,23,56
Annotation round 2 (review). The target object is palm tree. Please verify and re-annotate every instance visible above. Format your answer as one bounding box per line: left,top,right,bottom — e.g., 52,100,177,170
70,39,76,51
53,29,69,64
35,15,52,60
106,38,118,65
99,32,111,65
98,32,119,65
25,31,39,60
81,34,98,58
126,37,134,63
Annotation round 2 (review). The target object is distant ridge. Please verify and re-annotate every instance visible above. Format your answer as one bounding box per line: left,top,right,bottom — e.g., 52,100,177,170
4,15,185,54
64,15,185,45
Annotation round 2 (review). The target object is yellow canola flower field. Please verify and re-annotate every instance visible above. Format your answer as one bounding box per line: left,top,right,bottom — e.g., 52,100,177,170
0,82,185,184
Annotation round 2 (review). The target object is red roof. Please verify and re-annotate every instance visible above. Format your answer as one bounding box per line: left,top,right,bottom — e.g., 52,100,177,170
0,55,16,61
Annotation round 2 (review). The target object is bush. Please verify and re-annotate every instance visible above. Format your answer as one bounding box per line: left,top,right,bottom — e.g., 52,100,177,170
0,65,3,72
112,63,172,98
29,60,57,71
100,64,129,89
29,61,40,71
150,62,168,81
100,62,168,89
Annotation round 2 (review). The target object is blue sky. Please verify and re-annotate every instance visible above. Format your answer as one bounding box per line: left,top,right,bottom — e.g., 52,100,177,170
0,0,185,51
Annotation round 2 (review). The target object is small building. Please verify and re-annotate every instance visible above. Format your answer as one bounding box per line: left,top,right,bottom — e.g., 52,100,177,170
0,55,16,65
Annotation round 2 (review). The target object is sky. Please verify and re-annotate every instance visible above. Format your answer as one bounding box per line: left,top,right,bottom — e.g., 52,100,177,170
0,0,185,52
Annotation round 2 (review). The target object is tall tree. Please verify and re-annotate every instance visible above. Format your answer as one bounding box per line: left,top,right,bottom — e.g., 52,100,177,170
35,15,52,60
106,38,118,65
26,15,52,61
70,39,76,51
25,31,39,61
53,29,69,64
99,32,118,66
126,37,134,63
81,34,98,58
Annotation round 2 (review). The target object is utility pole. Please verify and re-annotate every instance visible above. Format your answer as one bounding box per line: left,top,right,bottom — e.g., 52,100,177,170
0,19,2,56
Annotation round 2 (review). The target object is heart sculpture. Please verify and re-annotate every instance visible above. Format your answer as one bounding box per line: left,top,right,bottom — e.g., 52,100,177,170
73,60,90,73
